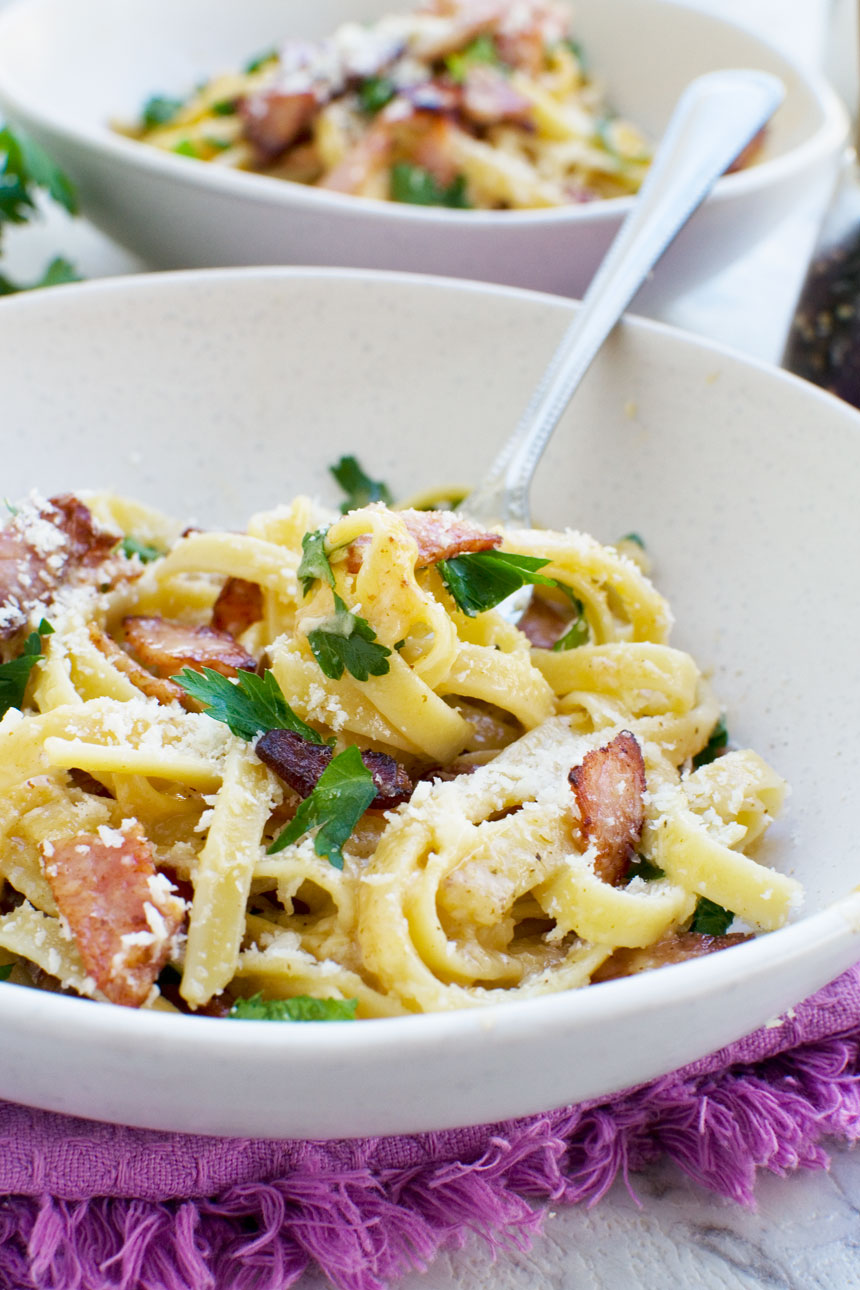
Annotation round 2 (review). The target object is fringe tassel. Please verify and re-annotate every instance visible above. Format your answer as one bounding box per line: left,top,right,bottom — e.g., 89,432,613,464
2,1031,858,1290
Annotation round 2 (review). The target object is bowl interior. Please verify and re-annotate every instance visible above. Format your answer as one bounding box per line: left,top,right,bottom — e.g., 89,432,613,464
1,266,859,923
0,0,830,169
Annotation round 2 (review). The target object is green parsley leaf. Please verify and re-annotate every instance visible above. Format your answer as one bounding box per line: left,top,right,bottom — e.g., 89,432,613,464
0,963,14,982
0,256,80,298
390,163,471,208
438,550,556,617
244,47,278,74
358,76,396,114
689,896,734,936
445,33,502,82
307,594,391,682
330,455,393,512
618,531,646,549
692,717,728,769
0,620,54,718
560,37,588,69
268,743,377,867
141,95,185,129
173,666,326,744
212,98,238,116
229,992,358,1021
627,855,665,882
0,126,77,217
119,535,162,563
298,526,335,597
172,139,199,158
551,589,589,651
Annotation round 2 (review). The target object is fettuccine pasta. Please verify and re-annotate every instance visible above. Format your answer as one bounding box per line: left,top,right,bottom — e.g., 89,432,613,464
121,0,654,209
0,484,800,1018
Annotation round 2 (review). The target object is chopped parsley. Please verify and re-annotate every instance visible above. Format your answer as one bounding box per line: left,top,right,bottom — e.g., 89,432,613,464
268,744,377,868
627,855,665,882
174,666,327,744
390,163,471,208
445,33,503,83
560,37,588,69
212,98,238,116
0,620,54,718
141,95,185,129
330,456,393,512
298,527,335,597
244,47,278,74
358,77,396,115
307,594,391,681
0,963,14,982
119,535,162,564
689,896,734,936
438,550,556,617
619,532,646,549
172,139,199,158
0,127,79,295
692,717,728,769
230,992,358,1021
551,589,589,651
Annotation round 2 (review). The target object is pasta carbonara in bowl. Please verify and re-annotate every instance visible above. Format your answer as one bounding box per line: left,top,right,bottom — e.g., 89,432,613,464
0,268,858,1138
0,0,846,300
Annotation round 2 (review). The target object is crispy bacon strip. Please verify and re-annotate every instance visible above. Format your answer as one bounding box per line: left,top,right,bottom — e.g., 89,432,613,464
569,730,646,886
592,932,754,983
461,66,533,125
211,577,263,638
256,729,413,809
345,509,500,573
123,616,257,679
0,493,118,639
43,825,186,1007
241,89,318,159
88,623,189,708
516,594,569,649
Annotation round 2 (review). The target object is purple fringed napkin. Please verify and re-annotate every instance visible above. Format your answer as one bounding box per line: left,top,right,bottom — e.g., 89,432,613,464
2,966,860,1290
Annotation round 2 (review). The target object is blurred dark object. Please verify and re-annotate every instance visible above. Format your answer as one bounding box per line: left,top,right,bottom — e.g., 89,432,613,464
783,157,860,404
784,2,860,405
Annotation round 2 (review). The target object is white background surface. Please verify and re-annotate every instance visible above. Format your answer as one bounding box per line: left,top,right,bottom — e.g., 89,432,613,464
1,0,858,1286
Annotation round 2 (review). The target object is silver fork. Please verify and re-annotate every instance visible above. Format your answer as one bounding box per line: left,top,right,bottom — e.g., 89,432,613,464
460,69,784,533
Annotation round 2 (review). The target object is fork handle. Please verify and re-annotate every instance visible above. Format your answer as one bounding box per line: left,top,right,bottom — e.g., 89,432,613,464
462,69,784,527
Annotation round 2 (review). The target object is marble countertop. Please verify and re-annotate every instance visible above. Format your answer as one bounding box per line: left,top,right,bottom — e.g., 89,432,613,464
2,0,859,1285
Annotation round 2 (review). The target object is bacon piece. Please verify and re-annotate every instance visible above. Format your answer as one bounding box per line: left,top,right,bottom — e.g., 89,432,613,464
88,622,189,707
569,730,646,886
592,932,754,983
319,114,399,194
123,616,257,680
240,89,318,159
255,729,413,809
413,0,507,59
345,509,501,574
211,577,263,639
43,825,186,1008
516,594,568,649
0,494,118,639
461,66,533,125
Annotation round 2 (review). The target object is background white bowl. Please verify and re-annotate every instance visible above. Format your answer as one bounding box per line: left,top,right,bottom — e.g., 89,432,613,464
0,0,847,304
0,267,858,1138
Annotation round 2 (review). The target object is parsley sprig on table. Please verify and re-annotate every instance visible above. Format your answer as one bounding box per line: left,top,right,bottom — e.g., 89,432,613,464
0,126,79,295
0,620,54,718
229,992,358,1021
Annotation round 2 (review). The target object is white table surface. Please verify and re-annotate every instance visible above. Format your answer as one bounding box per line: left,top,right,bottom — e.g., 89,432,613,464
2,1,859,1287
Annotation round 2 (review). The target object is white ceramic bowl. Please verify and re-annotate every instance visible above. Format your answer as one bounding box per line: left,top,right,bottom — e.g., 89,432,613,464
0,267,859,1138
0,0,847,304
